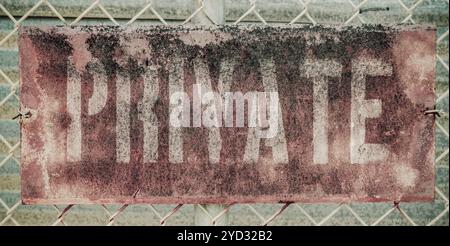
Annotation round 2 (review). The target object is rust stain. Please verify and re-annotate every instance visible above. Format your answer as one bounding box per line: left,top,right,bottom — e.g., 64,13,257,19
18,25,435,204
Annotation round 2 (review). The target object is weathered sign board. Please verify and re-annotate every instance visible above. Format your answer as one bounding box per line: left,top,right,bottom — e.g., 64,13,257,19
19,25,435,204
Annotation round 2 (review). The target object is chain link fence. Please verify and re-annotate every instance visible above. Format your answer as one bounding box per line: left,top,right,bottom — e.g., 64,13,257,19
0,0,448,226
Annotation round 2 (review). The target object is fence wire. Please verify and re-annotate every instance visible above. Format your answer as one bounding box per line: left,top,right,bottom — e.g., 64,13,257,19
0,0,448,226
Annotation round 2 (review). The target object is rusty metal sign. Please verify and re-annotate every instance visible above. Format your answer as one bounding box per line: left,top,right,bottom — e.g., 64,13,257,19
18,25,436,204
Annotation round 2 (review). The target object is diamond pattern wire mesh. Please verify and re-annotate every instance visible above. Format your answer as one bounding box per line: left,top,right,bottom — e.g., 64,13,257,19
0,0,448,226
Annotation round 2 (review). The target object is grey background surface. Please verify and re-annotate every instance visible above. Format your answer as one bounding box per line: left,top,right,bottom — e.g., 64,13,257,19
0,0,448,225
